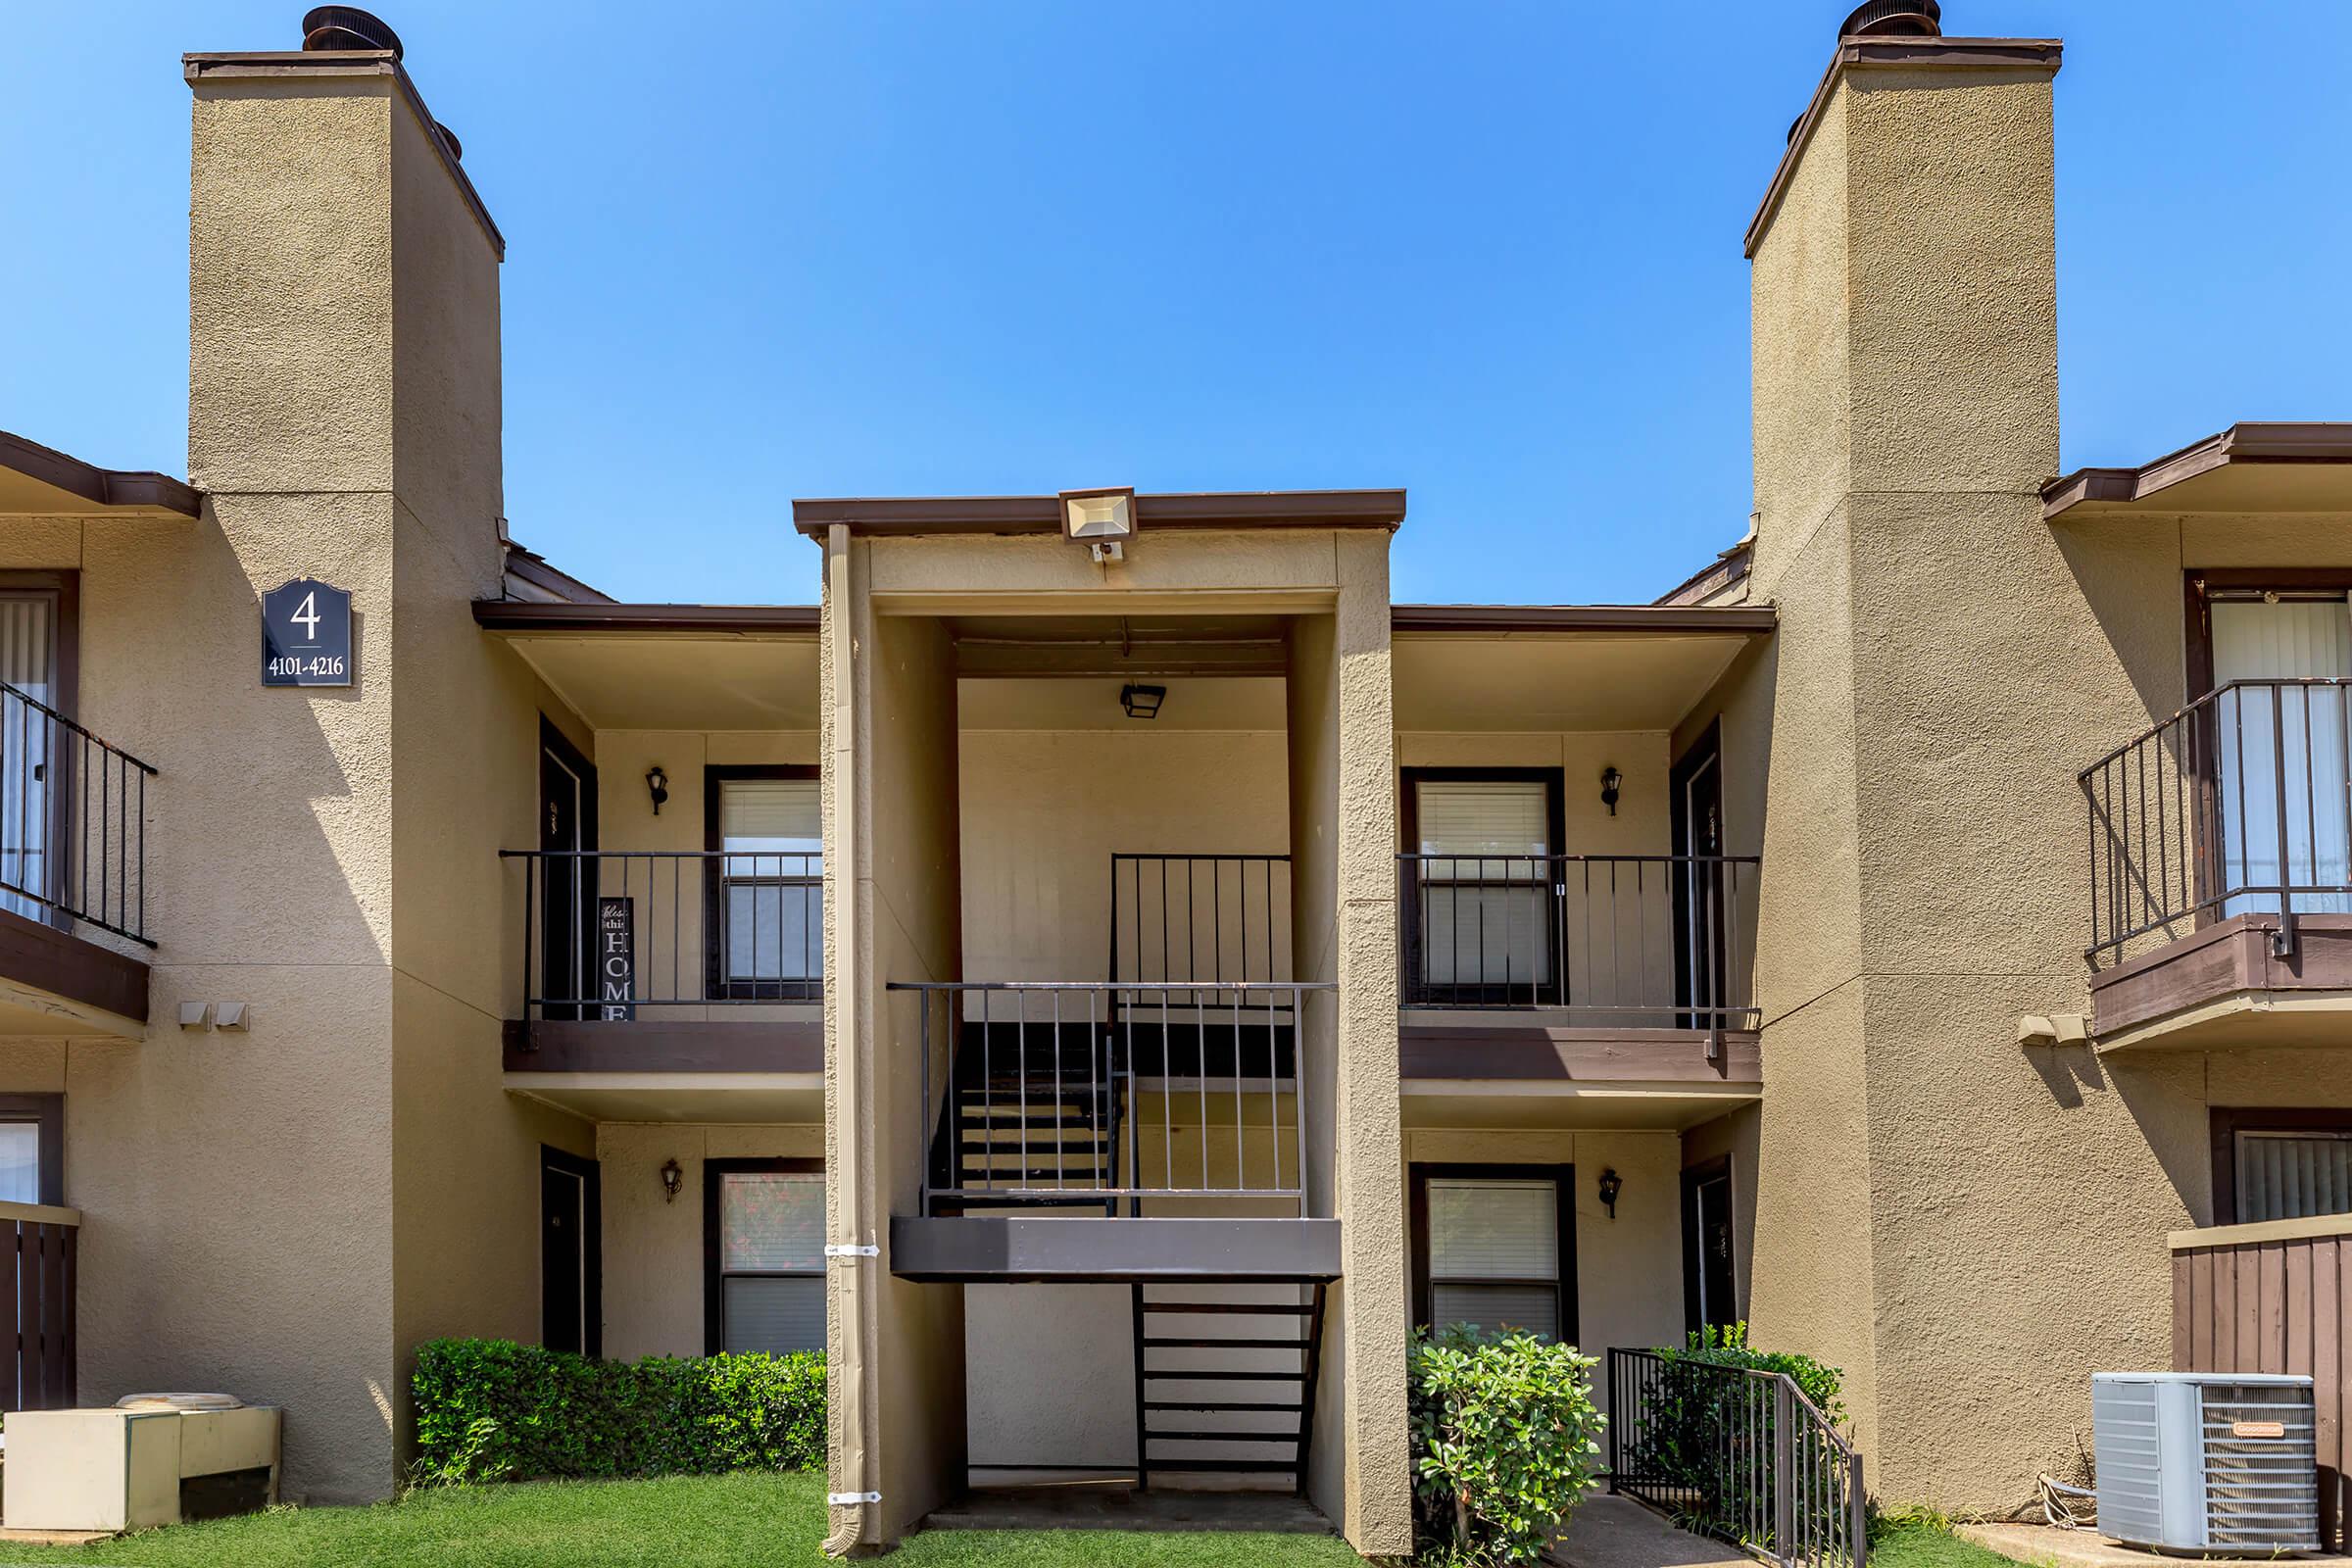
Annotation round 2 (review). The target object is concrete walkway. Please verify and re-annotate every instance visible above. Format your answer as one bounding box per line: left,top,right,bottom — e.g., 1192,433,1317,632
1546,1494,1758,1568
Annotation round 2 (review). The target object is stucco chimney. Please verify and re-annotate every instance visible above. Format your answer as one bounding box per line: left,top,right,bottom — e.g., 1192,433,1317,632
184,9,504,541
1743,12,2061,593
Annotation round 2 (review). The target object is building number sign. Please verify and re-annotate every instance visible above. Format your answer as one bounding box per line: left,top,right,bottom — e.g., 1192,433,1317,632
261,578,355,687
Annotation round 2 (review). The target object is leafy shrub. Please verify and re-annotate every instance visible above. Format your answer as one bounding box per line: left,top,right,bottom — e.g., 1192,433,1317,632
1408,1324,1607,1566
1663,1321,1842,1421
410,1339,825,1486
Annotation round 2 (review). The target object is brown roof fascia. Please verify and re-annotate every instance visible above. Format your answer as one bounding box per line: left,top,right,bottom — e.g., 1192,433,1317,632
1744,37,2065,260
471,602,819,634
791,489,1407,539
182,50,506,261
0,431,201,517
2041,422,2352,517
1391,604,1776,636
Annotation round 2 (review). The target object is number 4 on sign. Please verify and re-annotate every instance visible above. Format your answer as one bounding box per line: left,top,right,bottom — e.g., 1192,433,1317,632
291,591,320,641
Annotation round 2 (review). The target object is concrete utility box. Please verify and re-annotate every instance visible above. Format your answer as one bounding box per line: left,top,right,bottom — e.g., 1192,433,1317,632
3,1395,280,1534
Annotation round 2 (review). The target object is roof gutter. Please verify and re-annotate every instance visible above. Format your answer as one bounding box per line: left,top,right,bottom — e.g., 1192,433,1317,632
2042,422,2352,517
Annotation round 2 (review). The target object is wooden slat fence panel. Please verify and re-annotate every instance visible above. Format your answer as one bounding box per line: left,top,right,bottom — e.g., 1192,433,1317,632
2174,1219,2352,1552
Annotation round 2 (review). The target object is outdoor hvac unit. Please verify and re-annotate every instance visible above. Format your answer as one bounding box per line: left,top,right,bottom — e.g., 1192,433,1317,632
2092,1372,2320,1555
1,1394,281,1535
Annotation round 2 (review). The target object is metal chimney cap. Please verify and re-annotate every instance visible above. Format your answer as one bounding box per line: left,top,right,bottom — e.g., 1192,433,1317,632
1839,0,1942,37
301,6,403,57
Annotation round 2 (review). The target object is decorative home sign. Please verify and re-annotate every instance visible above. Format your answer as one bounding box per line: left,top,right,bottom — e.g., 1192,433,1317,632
260,578,354,687
598,897,636,1021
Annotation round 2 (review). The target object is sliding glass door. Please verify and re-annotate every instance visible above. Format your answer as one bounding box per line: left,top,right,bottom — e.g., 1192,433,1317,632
2210,594,2352,916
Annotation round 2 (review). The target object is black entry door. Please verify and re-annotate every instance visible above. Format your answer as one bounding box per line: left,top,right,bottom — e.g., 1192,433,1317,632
538,720,598,1020
1682,1158,1737,1335
1670,725,1726,1027
540,1147,602,1357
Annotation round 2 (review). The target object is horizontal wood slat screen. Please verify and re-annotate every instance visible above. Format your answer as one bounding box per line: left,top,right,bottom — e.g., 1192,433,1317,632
2172,1222,2349,1549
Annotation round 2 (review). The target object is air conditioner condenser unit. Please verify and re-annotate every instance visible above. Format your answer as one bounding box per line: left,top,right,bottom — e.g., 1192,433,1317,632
2092,1372,2319,1555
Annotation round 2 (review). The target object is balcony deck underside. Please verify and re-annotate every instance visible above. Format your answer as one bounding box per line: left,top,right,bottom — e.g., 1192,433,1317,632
2090,911,2352,1049
1398,1016,1761,1128
889,1215,1341,1283
0,906,147,1038
501,1019,822,1121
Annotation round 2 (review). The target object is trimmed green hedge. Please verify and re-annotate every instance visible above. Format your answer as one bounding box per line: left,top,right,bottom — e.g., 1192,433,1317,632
411,1339,825,1486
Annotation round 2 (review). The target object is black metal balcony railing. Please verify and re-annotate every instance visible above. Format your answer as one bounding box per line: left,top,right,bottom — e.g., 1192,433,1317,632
0,683,156,947
502,850,820,1017
1397,854,1758,1027
1608,1348,1867,1568
898,980,1327,1218
2081,678,2352,969
1109,853,1292,987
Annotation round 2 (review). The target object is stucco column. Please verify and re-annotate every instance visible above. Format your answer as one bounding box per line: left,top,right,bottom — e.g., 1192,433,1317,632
1293,533,1409,1554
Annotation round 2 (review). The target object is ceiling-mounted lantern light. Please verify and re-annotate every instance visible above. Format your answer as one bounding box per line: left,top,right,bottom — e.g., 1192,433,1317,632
1060,486,1138,563
1120,683,1166,720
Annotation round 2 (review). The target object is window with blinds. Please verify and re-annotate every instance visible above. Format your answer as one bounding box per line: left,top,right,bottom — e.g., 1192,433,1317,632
1411,777,1553,991
1424,1174,1565,1342
713,1168,825,1355
0,593,55,923
2234,1129,2352,1223
715,776,821,989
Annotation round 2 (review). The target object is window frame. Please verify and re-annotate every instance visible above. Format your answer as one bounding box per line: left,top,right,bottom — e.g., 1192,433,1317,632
2210,1106,2352,1225
1397,767,1567,1006
1407,1161,1578,1346
0,1093,63,1207
0,572,78,931
702,1155,826,1356
2180,571,2352,931
702,764,822,1003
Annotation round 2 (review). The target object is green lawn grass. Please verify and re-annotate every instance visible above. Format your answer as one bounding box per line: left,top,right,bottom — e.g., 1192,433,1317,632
1871,1520,2029,1568
0,1471,1362,1568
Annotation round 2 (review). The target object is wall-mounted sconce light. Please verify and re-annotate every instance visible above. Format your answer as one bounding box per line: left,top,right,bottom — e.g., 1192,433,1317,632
646,765,669,815
1120,683,1166,720
661,1157,683,1204
1599,766,1623,817
1060,485,1138,563
1597,1167,1623,1219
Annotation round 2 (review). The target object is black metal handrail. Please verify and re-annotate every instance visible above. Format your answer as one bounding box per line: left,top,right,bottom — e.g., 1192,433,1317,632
1397,853,1758,1027
1109,853,1291,988
2080,678,2352,968
502,849,821,1017
894,980,1329,1218
0,683,156,947
1609,1348,1867,1568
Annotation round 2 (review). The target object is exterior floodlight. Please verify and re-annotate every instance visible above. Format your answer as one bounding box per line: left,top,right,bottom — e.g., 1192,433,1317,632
1120,684,1166,720
1060,486,1137,562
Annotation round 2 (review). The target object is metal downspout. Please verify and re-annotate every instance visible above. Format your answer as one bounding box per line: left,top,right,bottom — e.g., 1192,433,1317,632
822,522,869,1557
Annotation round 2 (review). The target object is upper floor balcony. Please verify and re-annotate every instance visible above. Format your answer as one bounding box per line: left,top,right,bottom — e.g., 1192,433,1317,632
2081,677,2352,1047
0,680,156,1036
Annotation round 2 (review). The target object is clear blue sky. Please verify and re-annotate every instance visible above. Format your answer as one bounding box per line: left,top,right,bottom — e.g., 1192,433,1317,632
3,2,2347,607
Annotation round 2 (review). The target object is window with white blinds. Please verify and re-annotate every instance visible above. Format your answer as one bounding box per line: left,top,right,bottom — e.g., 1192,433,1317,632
2234,1130,2352,1223
716,777,821,986
0,593,55,923
1412,777,1553,989
1424,1174,1565,1343
713,1169,825,1354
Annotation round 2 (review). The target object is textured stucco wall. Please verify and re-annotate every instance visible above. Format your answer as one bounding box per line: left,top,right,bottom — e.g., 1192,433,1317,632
597,1123,824,1360
826,556,968,1545
1729,46,2315,1513
956,724,1291,983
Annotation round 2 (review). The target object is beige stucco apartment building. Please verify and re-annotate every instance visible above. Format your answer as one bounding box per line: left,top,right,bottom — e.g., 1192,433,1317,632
0,1,2346,1556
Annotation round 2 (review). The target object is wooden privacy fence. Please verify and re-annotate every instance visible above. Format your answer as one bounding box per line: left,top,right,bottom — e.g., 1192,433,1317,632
2172,1213,2352,1550
2,1200,78,1412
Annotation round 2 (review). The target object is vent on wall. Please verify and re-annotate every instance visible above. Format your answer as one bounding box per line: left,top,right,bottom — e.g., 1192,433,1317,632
2093,1372,2320,1554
